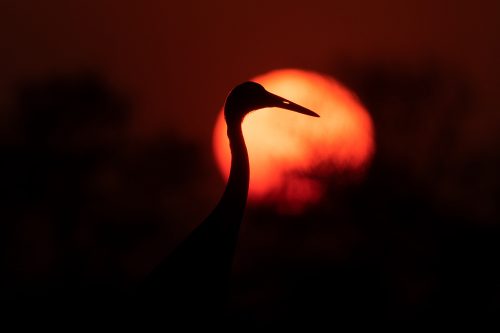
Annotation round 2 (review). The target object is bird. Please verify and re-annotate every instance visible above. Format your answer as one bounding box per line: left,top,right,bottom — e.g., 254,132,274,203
133,81,319,324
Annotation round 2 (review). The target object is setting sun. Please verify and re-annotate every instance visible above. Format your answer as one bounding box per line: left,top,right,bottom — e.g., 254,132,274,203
213,69,375,213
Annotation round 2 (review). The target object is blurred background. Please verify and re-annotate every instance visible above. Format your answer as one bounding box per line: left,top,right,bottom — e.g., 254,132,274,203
1,0,498,326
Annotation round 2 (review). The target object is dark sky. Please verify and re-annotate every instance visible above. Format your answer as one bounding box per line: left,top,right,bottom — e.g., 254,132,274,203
1,0,499,141
1,0,499,326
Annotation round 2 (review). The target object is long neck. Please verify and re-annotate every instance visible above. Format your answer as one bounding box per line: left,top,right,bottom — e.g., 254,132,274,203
134,115,250,317
213,118,249,225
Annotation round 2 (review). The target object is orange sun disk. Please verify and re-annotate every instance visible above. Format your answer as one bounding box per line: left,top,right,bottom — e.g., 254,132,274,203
213,69,375,214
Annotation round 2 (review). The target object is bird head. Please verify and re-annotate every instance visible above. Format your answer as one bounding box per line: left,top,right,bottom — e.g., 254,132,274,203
224,81,319,123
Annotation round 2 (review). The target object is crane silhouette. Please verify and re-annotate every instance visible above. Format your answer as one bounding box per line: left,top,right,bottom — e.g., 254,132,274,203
134,81,319,324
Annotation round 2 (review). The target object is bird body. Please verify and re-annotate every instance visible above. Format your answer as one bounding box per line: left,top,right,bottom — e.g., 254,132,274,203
135,82,318,323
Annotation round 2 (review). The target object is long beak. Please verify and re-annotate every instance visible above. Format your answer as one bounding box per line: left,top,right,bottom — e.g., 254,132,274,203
266,91,320,117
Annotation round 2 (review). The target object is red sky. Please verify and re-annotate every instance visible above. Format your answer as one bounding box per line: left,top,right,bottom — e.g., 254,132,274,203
1,2,499,320
1,0,499,146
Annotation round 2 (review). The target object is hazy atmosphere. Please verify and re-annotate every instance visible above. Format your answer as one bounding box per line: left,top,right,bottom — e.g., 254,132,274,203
1,0,498,326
